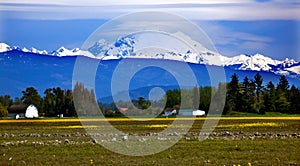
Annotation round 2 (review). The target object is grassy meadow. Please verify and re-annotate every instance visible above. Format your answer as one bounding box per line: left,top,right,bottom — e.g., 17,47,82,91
0,117,299,165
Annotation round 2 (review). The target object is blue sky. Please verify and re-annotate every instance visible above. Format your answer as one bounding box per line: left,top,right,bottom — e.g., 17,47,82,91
0,0,299,60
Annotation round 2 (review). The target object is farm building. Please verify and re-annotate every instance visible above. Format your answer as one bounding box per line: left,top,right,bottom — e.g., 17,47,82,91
179,109,206,117
119,107,128,112
163,108,177,116
8,104,39,119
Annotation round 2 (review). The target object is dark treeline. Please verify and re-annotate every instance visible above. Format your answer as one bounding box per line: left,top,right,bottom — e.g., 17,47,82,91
0,82,101,117
162,73,300,115
0,85,77,117
225,73,300,114
0,73,300,117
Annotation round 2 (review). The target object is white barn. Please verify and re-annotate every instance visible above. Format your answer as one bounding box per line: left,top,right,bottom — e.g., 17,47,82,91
8,104,39,119
25,104,39,118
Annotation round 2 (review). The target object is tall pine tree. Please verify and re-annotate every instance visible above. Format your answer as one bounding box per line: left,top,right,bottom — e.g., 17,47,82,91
288,85,300,114
240,77,251,112
263,81,276,112
226,73,241,113
275,76,290,113
254,73,264,114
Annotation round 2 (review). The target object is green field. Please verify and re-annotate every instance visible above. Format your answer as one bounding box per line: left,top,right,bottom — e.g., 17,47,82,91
0,117,299,165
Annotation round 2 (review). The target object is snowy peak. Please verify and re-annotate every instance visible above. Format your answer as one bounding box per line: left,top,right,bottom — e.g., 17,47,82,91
224,53,280,71
51,46,90,57
23,47,48,55
223,53,299,75
0,42,48,55
51,46,98,59
88,36,135,57
0,41,299,76
0,43,12,52
281,58,298,68
86,34,227,66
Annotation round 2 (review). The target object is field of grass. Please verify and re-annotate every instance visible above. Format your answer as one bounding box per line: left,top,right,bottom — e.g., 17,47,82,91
0,117,299,165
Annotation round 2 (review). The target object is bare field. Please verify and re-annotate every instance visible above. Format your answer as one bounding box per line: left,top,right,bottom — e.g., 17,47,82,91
0,117,299,165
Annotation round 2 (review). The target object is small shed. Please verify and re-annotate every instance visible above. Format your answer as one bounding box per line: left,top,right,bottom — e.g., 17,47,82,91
179,109,206,116
192,110,206,116
179,109,194,116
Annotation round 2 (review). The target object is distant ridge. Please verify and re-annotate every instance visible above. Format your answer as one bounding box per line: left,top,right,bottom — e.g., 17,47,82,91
1,40,299,76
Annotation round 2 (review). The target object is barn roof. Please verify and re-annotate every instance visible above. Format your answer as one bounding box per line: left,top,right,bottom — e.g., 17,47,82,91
119,107,128,112
7,104,28,113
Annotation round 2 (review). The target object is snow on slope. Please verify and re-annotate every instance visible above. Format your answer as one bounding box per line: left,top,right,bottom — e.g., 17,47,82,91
52,47,81,56
0,39,299,76
22,47,48,54
0,43,11,52
223,53,281,71
0,42,48,55
285,66,300,75
85,32,228,66
51,46,97,59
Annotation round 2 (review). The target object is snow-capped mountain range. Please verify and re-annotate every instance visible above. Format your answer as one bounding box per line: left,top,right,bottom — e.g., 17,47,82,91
1,36,299,76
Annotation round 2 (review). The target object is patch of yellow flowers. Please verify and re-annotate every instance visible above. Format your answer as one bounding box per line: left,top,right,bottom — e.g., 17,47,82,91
232,162,251,166
56,125,98,129
217,122,286,128
145,124,170,128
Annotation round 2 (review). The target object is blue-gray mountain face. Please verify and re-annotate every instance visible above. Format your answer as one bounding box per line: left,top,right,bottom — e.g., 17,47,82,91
1,50,299,101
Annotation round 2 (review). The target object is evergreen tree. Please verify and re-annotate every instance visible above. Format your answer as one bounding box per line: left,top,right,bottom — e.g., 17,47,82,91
240,77,256,112
164,89,180,109
254,73,264,114
211,83,227,115
43,88,55,116
263,81,276,112
199,86,214,111
65,89,76,116
288,85,300,114
248,80,257,113
277,75,289,93
275,76,290,113
192,85,199,110
240,76,249,111
43,87,76,117
226,73,241,112
73,82,98,116
275,93,290,113
53,87,65,115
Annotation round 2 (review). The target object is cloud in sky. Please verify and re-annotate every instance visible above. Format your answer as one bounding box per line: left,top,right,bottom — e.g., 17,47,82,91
0,0,299,20
0,1,299,61
198,21,275,57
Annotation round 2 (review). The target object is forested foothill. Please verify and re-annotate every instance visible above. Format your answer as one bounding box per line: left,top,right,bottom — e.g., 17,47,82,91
0,73,299,118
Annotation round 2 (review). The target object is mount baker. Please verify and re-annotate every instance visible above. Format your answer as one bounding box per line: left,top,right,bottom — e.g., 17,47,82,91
0,36,299,76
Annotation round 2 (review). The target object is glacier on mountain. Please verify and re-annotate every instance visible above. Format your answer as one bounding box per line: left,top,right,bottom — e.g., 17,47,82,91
0,37,299,76
0,43,11,52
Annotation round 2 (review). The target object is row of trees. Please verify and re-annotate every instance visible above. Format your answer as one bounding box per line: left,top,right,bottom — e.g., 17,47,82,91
1,73,300,117
0,86,77,117
162,73,300,115
226,73,300,114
